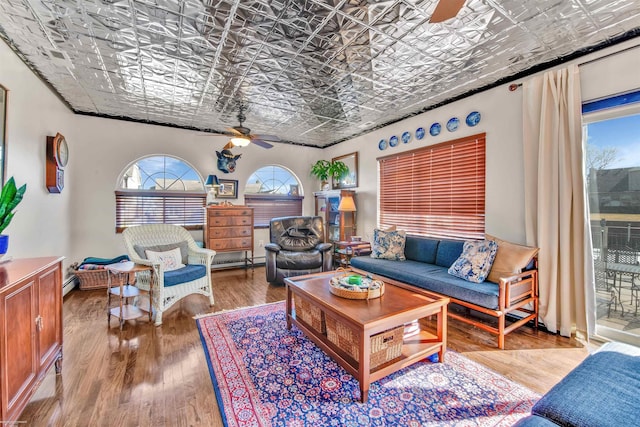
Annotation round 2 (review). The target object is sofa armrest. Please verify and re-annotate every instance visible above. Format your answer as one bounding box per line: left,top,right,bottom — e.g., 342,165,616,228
264,243,280,283
316,242,332,253
497,269,538,310
265,243,281,253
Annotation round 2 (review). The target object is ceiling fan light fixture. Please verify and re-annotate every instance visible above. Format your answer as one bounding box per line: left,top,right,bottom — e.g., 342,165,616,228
230,136,251,147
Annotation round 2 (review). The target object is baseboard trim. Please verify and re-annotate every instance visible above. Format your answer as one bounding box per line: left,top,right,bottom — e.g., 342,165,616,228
63,276,76,296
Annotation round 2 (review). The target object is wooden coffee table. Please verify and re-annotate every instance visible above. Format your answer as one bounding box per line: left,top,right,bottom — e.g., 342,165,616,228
285,270,449,403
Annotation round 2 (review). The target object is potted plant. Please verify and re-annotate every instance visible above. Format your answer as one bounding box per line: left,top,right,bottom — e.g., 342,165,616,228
0,177,27,255
310,159,349,190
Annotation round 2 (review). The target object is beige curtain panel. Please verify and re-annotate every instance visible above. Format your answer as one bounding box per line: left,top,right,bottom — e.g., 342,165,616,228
522,64,595,338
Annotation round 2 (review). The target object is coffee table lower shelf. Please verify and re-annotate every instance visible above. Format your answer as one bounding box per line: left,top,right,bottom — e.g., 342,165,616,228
292,315,443,382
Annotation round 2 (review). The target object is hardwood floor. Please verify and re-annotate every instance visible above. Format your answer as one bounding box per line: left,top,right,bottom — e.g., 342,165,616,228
21,267,590,426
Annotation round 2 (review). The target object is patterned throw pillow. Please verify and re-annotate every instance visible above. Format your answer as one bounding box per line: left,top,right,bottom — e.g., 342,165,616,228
145,247,186,272
447,240,498,283
371,228,407,261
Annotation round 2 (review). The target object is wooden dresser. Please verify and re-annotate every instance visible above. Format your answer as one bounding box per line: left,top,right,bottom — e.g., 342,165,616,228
0,257,64,424
204,206,254,267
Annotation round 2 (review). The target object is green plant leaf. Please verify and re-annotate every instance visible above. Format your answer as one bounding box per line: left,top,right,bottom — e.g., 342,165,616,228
5,184,26,213
0,177,17,209
0,177,26,235
0,212,14,235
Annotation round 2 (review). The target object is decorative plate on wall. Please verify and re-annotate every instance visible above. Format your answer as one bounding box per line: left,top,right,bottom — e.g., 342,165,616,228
415,127,425,140
446,117,460,132
389,135,399,147
466,111,481,126
401,131,412,144
429,122,441,136
378,139,388,150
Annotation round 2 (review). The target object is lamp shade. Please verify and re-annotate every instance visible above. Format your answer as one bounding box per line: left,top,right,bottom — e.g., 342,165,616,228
338,194,356,212
205,174,219,186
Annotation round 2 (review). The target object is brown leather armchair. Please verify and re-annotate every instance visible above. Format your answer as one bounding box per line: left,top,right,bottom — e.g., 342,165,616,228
265,216,333,284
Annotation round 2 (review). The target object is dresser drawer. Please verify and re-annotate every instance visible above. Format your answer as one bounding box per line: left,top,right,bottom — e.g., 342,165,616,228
208,215,252,227
208,208,252,217
208,226,252,239
209,237,252,251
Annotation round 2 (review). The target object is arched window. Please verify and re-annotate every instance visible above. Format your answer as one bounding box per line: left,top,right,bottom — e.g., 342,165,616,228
244,165,303,227
115,155,206,232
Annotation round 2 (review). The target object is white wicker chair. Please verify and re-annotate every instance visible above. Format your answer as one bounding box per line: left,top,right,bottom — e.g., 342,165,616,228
123,224,216,325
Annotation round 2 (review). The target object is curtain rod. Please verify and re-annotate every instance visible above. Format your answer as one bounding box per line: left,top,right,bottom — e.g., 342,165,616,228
509,41,640,91
579,42,640,67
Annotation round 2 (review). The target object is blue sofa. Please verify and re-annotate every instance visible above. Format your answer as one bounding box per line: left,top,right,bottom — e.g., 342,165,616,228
514,342,640,426
350,235,538,349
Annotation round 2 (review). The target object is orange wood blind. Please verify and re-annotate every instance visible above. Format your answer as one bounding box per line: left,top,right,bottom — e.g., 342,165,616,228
244,195,303,228
115,190,205,232
378,133,486,240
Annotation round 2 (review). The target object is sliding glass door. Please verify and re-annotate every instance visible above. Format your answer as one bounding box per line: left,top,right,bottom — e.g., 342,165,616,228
584,94,640,345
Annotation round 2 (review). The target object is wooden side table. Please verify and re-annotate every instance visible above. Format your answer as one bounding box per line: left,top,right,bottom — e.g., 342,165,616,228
334,241,372,267
106,262,154,330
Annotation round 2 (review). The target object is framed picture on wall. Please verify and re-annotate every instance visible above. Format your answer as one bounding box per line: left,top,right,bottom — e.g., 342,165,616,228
218,179,238,199
332,152,358,189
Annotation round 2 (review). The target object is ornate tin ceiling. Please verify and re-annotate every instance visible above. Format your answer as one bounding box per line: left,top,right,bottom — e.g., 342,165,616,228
1,0,640,147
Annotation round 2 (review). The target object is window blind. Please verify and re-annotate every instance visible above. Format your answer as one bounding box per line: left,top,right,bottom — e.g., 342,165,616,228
245,195,303,228
378,133,486,240
115,190,206,232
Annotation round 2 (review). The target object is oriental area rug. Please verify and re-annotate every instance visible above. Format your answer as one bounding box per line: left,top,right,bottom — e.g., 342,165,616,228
196,302,538,427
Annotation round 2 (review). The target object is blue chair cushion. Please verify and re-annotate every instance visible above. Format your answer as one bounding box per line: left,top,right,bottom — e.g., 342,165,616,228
163,264,207,287
531,351,640,427
404,236,439,264
435,239,465,267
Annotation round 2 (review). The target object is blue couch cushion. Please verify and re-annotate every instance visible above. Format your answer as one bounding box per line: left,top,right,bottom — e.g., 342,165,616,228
512,416,559,427
404,236,439,264
435,239,465,267
164,264,207,287
350,256,500,309
531,351,640,427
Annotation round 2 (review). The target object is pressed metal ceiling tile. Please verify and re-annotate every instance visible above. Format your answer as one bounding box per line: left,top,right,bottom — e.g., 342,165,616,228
1,0,640,146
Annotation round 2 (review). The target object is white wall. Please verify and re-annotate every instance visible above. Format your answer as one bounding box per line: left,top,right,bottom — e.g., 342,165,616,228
0,40,75,270
325,83,527,243
326,38,640,244
69,115,320,264
2,36,640,279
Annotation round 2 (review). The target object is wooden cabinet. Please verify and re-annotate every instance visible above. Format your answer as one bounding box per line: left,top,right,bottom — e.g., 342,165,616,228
314,190,357,243
0,257,64,424
204,206,254,267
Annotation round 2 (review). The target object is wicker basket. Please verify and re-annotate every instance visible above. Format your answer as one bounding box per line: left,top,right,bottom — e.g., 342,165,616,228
73,269,131,290
329,269,384,300
294,294,325,333
326,312,403,369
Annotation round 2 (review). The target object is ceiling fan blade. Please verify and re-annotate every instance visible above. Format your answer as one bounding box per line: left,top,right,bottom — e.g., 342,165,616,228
251,139,274,149
429,0,466,23
223,141,235,150
253,134,281,142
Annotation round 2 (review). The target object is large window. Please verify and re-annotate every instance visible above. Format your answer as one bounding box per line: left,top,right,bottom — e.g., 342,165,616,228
244,165,303,227
583,91,640,345
379,133,486,240
115,155,206,232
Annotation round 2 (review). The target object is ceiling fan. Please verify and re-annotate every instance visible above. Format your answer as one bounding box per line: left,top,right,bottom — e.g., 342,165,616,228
429,0,466,23
209,105,280,150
